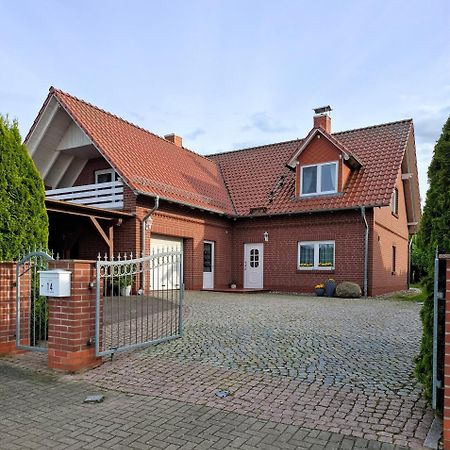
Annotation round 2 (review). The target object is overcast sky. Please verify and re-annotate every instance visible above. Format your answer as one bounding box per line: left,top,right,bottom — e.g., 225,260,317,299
1,0,449,202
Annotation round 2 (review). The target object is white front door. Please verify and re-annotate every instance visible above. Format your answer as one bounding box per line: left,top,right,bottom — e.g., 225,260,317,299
244,243,264,288
203,241,214,289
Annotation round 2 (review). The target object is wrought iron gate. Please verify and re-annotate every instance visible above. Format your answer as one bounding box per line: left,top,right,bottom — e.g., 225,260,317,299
95,250,184,357
16,251,54,352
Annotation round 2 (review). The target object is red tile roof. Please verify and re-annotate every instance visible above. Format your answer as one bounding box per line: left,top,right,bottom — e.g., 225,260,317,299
47,88,235,215
209,120,413,216
29,87,414,218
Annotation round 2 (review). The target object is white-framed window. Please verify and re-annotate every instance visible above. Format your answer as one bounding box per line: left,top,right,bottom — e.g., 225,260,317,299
391,187,398,215
298,241,335,270
95,168,118,184
300,161,338,196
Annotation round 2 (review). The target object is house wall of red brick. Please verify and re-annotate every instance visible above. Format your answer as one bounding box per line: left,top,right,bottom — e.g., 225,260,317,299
231,210,368,293
74,157,112,186
371,170,409,295
65,157,410,296
114,197,234,290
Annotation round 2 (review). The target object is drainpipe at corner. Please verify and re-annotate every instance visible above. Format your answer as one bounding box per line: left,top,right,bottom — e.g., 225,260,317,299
360,206,369,298
140,196,160,291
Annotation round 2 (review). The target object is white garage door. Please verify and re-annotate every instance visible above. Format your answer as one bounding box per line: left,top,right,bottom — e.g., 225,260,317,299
150,234,183,290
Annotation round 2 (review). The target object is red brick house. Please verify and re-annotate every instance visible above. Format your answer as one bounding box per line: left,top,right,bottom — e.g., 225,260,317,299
25,87,421,296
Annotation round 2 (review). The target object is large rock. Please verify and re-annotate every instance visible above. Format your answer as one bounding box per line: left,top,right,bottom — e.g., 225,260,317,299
336,281,362,298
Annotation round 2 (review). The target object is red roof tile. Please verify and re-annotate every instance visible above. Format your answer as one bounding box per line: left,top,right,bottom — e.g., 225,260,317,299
48,88,235,215
209,120,413,216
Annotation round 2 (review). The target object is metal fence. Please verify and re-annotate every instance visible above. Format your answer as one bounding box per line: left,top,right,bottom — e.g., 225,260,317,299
95,250,184,357
16,250,54,352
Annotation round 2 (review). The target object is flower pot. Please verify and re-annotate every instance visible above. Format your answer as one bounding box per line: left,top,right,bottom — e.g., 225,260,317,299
230,283,237,289
325,280,336,297
315,288,325,296
120,285,132,296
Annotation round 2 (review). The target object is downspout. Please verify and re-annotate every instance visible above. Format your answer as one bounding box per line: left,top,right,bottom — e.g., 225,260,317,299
140,196,160,290
360,207,369,298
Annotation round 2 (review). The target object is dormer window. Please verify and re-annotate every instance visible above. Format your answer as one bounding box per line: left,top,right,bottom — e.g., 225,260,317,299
300,162,338,197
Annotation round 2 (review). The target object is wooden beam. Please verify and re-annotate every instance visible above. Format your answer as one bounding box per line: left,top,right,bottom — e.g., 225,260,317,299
89,217,112,253
46,207,117,221
46,155,74,188
108,224,114,258
27,98,59,156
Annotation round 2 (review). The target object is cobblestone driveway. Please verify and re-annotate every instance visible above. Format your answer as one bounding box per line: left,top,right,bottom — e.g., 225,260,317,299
0,364,410,449
79,292,433,448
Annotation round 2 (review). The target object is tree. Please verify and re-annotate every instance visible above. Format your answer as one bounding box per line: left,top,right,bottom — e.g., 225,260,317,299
415,116,450,401
0,115,48,260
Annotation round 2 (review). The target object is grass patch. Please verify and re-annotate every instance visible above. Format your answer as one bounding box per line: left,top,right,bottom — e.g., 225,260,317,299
393,283,428,302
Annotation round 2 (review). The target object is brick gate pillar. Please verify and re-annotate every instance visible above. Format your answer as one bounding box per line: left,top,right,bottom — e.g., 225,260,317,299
443,257,450,449
47,260,102,372
0,262,19,354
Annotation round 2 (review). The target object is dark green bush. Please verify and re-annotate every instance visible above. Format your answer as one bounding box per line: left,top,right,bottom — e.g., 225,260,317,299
0,115,48,260
415,116,450,402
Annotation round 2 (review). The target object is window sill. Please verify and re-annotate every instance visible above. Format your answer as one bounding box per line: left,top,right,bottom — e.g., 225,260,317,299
297,269,335,274
299,192,339,198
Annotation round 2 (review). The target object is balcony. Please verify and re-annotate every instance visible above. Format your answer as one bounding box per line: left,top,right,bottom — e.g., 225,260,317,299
46,180,124,209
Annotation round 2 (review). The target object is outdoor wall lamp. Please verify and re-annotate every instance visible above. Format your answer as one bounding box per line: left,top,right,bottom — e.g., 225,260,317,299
263,231,269,242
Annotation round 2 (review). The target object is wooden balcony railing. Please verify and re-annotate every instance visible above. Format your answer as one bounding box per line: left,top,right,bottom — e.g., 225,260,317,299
46,180,124,209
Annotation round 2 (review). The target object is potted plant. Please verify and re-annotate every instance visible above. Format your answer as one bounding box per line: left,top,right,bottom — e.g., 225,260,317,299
113,264,134,296
325,278,336,297
229,281,237,289
314,283,325,296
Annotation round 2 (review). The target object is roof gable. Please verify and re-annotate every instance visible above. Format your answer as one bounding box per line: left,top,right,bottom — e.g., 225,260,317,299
287,127,362,169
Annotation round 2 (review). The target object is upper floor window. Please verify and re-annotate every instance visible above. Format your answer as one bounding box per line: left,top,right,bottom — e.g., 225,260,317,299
391,187,399,215
95,169,119,184
300,162,338,196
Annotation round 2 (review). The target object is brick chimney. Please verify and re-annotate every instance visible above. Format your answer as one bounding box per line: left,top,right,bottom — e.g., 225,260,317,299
164,133,183,147
313,106,332,134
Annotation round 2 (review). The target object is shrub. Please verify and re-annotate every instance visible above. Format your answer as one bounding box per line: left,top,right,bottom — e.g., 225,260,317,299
415,116,450,403
0,115,48,260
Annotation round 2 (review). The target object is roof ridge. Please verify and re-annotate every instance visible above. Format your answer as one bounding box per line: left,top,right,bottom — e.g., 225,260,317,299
333,118,413,136
49,86,216,165
207,138,303,157
207,119,413,158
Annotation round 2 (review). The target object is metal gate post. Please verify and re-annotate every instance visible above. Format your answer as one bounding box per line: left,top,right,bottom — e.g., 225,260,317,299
432,248,439,410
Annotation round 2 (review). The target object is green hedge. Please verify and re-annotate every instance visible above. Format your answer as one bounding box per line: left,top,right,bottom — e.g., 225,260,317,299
0,115,48,260
414,116,450,402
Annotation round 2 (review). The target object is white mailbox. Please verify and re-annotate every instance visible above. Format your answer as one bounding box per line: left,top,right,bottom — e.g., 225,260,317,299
39,269,72,297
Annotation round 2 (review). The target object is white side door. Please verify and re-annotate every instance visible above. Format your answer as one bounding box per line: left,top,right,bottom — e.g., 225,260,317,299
202,241,214,289
244,243,264,288
150,234,183,290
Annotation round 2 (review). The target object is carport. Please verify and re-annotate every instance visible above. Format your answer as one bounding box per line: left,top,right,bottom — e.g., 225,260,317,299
46,199,133,259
